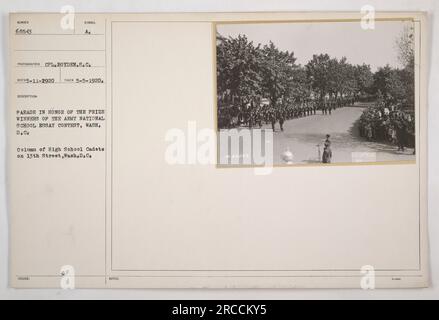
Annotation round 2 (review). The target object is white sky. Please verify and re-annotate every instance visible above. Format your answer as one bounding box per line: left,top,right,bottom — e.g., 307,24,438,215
217,21,412,71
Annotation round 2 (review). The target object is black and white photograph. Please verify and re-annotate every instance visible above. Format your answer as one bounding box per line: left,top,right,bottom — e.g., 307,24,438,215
2,5,434,299
216,20,416,165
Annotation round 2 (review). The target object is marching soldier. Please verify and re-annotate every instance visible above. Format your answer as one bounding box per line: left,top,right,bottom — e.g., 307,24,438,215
267,106,277,131
278,109,285,131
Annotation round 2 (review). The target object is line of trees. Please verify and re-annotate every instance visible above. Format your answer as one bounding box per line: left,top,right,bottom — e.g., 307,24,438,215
216,30,414,134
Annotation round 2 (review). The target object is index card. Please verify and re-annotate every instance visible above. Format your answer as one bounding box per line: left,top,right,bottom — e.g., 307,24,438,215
8,12,429,288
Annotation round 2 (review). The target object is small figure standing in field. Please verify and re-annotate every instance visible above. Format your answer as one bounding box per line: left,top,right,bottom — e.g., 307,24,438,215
322,134,332,163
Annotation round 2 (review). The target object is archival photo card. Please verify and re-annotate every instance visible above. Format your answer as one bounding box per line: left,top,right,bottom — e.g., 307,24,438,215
8,12,428,289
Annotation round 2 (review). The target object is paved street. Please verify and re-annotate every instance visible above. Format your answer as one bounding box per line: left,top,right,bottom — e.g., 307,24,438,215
264,106,416,164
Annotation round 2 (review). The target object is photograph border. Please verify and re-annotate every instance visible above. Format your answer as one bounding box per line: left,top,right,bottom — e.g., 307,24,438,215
213,17,420,168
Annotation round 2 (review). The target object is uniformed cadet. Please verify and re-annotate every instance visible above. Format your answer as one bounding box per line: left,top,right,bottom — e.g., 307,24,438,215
322,134,332,163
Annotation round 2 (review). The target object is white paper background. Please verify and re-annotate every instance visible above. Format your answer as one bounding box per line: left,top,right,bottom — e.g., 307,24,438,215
0,0,438,299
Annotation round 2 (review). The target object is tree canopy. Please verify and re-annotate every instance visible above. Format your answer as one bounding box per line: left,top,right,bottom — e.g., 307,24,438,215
216,31,414,129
